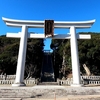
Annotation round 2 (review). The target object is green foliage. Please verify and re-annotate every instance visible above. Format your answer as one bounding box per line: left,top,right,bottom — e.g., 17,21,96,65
78,32,100,75
51,32,100,78
1,32,100,78
0,36,44,77
25,39,44,78
0,36,19,74
51,39,71,79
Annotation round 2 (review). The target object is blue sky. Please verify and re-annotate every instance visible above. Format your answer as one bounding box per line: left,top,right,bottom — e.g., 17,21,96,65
0,0,100,50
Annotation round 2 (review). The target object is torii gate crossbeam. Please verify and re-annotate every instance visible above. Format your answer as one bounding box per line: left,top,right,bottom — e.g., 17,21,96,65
2,17,95,87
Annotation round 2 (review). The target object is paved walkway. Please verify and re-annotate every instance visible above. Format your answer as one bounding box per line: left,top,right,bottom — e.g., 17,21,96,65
0,85,100,99
1,95,100,100
41,54,54,82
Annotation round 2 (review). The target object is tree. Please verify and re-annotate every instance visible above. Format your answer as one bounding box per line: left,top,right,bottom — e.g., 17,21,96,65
0,36,44,78
51,39,71,79
25,39,44,78
78,32,100,75
0,36,19,74
51,32,100,78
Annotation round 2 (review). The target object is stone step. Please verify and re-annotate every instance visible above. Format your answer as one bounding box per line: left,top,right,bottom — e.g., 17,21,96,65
38,82,58,85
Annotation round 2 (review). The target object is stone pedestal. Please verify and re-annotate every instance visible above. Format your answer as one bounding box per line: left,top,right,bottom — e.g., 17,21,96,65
12,82,26,87
71,84,83,87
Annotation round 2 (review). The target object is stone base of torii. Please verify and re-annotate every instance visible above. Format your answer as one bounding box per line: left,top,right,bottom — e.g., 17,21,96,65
2,17,95,87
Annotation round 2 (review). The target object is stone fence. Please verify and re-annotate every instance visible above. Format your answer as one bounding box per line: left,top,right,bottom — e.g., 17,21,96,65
0,75,100,85
0,79,36,85
57,76,100,85
57,79,100,85
0,75,37,85
81,76,100,80
0,75,16,80
1,75,100,80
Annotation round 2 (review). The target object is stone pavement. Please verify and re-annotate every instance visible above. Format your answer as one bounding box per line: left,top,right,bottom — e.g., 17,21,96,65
0,85,100,99
1,96,100,100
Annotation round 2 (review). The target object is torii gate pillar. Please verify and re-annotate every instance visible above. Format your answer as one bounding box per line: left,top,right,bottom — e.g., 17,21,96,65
12,25,28,86
70,26,82,86
2,17,95,87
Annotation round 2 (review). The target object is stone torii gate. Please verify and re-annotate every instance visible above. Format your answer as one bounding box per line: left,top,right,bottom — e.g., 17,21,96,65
2,17,95,87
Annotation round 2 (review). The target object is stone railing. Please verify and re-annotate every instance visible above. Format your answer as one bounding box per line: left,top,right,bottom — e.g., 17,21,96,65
57,76,100,85
6,75,16,80
57,79,100,85
1,75,99,80
0,75,38,85
0,75,16,80
0,80,14,84
81,76,100,80
0,75,100,85
88,81,100,84
57,79,73,85
0,75,6,80
0,79,36,85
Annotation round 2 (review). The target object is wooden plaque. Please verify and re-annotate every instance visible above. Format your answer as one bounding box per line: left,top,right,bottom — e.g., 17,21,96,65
44,20,54,37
